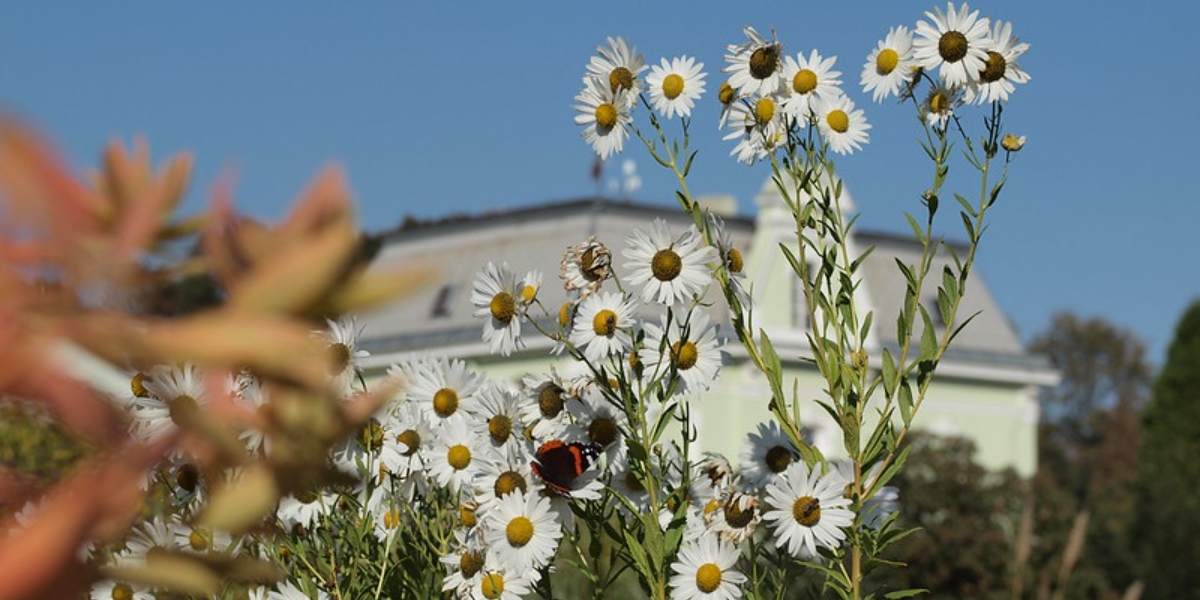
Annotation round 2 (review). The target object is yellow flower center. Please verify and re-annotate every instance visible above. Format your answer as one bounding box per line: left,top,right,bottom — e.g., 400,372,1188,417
792,68,817,94
792,495,821,527
670,340,699,371
111,583,135,600
447,444,472,470
1001,134,1025,152
520,285,537,304
764,445,794,473
188,528,210,551
433,388,459,418
696,563,723,593
460,550,484,577
703,498,722,516
494,470,528,497
490,292,516,323
506,516,534,546
718,81,736,105
383,508,401,530
328,342,351,375
587,416,618,447
460,504,478,528
876,48,899,74
930,90,951,114
481,572,505,599
662,73,685,99
749,45,780,80
609,67,634,93
937,30,969,63
754,97,776,124
826,109,850,133
726,248,743,273
168,394,199,427
559,301,574,328
979,50,1006,83
397,429,420,456
538,383,565,418
651,248,683,281
593,309,618,336
595,103,619,129
130,372,149,398
488,415,513,444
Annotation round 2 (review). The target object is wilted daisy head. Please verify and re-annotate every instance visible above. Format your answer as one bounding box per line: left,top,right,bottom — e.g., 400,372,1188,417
561,236,612,297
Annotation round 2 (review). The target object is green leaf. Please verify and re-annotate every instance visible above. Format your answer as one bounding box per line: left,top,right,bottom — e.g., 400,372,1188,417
881,348,897,396
959,211,976,241
860,310,874,343
918,305,938,362
623,531,653,582
884,589,929,598
898,379,914,426
903,213,926,244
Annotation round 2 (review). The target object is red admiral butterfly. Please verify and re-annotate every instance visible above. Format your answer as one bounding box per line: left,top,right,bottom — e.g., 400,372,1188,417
531,440,602,497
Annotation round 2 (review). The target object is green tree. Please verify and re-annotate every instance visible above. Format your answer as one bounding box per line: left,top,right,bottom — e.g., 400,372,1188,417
1135,299,1200,597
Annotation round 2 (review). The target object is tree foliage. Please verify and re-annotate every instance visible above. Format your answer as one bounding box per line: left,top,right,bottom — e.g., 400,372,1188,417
1135,299,1200,597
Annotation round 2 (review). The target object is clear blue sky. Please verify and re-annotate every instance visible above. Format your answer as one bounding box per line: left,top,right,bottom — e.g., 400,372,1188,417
2,2,1197,367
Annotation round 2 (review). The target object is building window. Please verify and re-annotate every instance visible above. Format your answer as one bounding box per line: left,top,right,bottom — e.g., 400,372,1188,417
431,283,457,318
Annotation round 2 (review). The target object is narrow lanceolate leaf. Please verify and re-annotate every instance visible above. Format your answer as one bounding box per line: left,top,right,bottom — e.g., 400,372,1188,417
898,378,915,426
227,223,358,315
918,305,938,363
881,348,898,397
884,589,929,598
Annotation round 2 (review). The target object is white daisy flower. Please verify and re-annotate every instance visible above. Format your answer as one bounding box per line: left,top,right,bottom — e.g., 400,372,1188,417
518,372,574,441
405,357,482,428
470,383,527,457
584,36,647,96
762,461,855,559
721,99,787,166
322,316,369,393
668,534,747,600
276,489,336,533
560,236,612,298
575,77,635,160
566,388,629,470
471,262,524,357
518,269,543,307
738,421,800,491
467,566,534,600
378,397,429,485
134,363,212,443
473,455,540,517
964,19,1030,105
91,579,153,600
623,219,717,306
647,56,707,119
861,26,916,103
440,528,489,597
723,26,785,98
118,515,183,564
569,291,639,364
814,94,871,155
173,522,235,554
913,2,992,89
707,214,751,313
640,310,727,395
267,580,329,600
428,417,493,495
920,79,962,131
484,490,563,574
780,50,843,125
